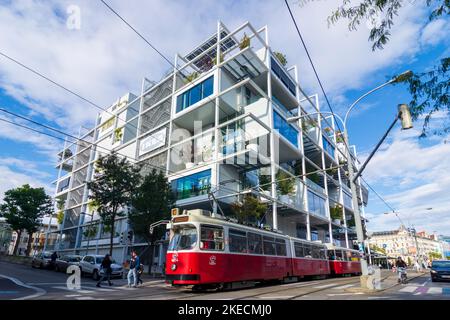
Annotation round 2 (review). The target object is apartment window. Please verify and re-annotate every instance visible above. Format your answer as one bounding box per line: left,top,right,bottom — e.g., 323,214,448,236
273,111,298,147
171,169,211,200
176,76,214,113
100,117,115,132
307,191,326,217
343,192,353,210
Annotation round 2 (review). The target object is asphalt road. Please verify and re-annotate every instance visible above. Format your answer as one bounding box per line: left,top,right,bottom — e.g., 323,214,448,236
1,261,449,300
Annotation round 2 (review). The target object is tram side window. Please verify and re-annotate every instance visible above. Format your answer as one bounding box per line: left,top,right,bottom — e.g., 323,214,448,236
319,248,327,260
263,236,276,256
344,251,352,261
200,225,224,251
335,250,343,261
247,232,263,254
304,244,312,258
275,238,287,256
351,251,360,261
229,229,247,253
311,245,321,259
294,242,305,258
328,250,336,260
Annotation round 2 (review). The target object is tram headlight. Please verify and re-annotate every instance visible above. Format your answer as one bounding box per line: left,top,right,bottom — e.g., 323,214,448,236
171,263,177,271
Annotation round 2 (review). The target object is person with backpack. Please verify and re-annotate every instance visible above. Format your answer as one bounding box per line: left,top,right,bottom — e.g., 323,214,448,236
127,250,140,288
136,263,144,286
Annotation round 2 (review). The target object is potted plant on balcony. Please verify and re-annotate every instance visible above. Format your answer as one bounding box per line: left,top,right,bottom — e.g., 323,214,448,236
239,33,250,50
308,172,320,184
230,194,267,225
184,71,199,84
113,128,123,144
330,204,343,225
276,170,295,204
259,171,272,199
274,51,287,66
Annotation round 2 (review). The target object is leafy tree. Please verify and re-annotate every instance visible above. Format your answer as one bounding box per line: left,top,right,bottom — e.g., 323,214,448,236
369,244,386,255
0,184,53,255
230,194,267,225
328,0,450,135
87,152,141,256
129,168,174,246
429,251,442,260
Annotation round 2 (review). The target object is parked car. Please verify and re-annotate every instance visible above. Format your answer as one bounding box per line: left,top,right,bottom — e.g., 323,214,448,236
31,252,53,269
55,255,82,273
430,260,450,282
78,255,123,280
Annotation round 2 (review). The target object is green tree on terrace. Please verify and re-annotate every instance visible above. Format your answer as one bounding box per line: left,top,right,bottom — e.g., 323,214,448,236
326,0,449,136
230,194,268,225
129,167,174,247
87,152,141,256
0,184,53,255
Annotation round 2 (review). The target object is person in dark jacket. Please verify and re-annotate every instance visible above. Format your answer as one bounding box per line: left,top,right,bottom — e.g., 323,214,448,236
50,252,58,270
96,254,113,287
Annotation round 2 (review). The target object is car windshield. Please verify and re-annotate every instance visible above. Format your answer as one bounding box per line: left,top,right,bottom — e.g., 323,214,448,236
432,261,450,268
168,224,197,251
69,256,81,262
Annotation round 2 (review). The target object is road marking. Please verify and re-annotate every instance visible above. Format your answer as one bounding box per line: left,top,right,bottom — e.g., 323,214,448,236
75,296,96,300
52,286,95,294
0,274,46,300
113,286,138,290
420,280,429,286
26,282,68,286
414,286,428,294
427,287,442,294
443,288,450,295
399,286,417,293
92,287,116,292
327,292,364,296
313,283,337,289
368,296,392,299
333,284,355,290
257,295,294,299
65,294,82,297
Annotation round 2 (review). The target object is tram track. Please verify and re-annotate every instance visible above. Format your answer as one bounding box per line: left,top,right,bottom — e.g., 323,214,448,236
228,276,361,300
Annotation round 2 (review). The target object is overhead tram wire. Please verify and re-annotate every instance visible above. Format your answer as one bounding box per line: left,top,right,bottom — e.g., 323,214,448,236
284,0,396,215
360,176,396,213
284,0,343,134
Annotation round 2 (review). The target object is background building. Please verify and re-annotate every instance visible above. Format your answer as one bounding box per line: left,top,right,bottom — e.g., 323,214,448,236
368,226,446,265
44,21,369,270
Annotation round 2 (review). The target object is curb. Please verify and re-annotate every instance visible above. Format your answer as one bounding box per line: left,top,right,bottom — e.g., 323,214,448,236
0,256,33,267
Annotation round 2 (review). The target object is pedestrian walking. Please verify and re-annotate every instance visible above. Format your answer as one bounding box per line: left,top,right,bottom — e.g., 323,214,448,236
96,254,113,287
127,250,140,288
50,251,58,270
137,263,144,286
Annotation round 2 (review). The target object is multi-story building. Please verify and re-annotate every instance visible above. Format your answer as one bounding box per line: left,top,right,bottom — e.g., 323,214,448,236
4,216,58,256
369,226,445,264
438,236,450,259
44,21,368,268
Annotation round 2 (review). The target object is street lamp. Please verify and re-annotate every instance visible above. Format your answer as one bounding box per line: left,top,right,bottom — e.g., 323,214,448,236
288,70,413,281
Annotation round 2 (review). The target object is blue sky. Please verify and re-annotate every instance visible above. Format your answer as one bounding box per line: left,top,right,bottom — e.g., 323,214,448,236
0,0,449,235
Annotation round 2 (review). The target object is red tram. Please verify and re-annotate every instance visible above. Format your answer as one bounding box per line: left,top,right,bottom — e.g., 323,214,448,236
165,209,361,290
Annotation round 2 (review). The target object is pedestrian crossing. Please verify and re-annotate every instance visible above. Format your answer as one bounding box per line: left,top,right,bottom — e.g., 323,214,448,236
397,285,450,296
50,280,167,300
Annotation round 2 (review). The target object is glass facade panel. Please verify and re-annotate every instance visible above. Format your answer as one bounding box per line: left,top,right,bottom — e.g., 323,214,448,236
171,169,211,200
343,192,353,210
271,57,296,96
307,191,327,217
322,135,335,157
176,76,214,113
273,111,298,147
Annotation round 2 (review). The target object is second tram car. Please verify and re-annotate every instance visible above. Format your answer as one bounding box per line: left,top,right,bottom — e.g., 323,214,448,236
165,209,361,290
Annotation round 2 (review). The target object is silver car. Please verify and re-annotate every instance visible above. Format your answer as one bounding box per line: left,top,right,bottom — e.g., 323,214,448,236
31,252,53,269
79,255,123,280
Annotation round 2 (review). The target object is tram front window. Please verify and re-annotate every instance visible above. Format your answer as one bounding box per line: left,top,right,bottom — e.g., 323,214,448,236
169,225,198,251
